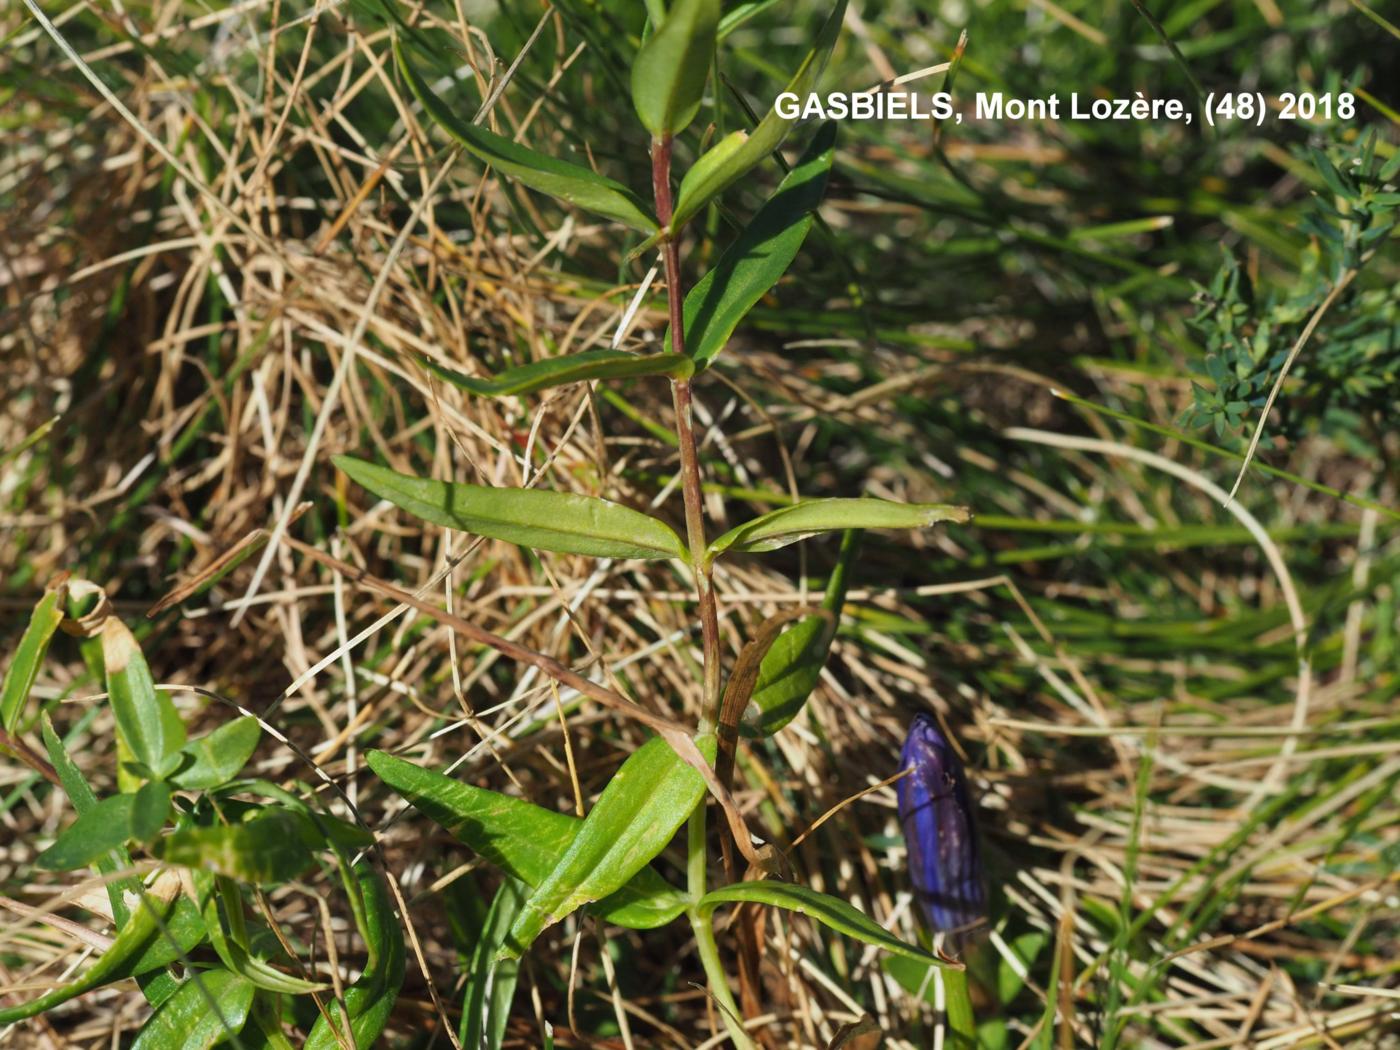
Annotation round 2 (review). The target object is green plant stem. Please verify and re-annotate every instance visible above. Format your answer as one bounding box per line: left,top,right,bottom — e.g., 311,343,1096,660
689,908,755,1050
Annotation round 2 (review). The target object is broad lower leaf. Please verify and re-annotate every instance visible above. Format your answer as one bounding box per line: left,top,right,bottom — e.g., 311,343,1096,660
102,617,186,779
127,900,209,1008
130,779,173,841
671,121,836,367
425,349,691,398
749,528,857,735
43,714,137,922
335,455,686,560
394,35,657,233
461,876,526,1050
699,880,940,963
708,498,970,560
40,716,204,1002
669,0,846,232
1,585,64,732
171,717,261,790
130,968,255,1050
303,864,406,1050
154,811,317,884
366,750,688,929
502,733,716,958
37,791,143,871
0,872,184,1023
631,0,719,137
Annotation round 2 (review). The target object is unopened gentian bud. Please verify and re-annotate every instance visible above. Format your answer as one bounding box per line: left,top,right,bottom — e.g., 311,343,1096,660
897,713,986,941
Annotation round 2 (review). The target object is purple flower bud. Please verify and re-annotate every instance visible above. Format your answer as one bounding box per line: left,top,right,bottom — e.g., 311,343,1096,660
897,714,986,939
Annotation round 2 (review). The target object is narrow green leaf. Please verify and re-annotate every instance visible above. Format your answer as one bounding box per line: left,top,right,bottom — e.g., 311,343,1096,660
41,714,131,918
631,0,719,137
749,528,857,735
718,0,783,38
672,121,836,367
41,714,102,813
699,880,940,963
366,749,689,929
130,969,255,1050
669,0,847,231
303,864,406,1050
171,717,261,790
0,413,58,465
708,498,970,560
154,811,317,884
425,348,692,398
37,792,141,871
102,617,186,778
394,34,658,233
335,455,686,560
0,586,65,732
503,733,716,958
0,874,184,1023
461,877,526,1050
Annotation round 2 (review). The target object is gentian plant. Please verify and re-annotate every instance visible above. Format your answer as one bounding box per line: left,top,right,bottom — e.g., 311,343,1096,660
0,3,975,1047
346,1,969,1046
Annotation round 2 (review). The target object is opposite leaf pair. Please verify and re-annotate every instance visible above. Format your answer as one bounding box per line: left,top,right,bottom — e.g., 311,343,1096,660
334,454,968,565
394,0,847,255
369,743,943,966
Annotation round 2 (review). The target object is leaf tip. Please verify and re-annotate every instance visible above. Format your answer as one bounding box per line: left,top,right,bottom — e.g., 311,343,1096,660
99,617,137,673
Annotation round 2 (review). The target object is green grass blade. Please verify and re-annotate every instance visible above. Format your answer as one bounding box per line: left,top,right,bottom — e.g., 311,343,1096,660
461,877,527,1050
